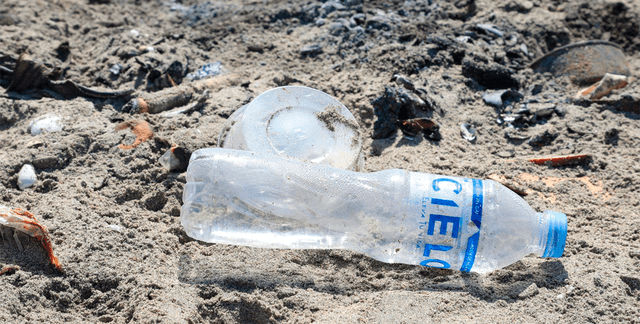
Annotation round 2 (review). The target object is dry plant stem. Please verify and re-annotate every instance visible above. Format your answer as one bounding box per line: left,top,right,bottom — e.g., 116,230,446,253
0,206,62,272
529,154,591,167
49,80,135,99
8,53,133,99
127,73,244,114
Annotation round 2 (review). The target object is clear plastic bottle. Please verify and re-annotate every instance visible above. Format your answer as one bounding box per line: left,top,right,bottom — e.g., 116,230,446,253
181,148,567,273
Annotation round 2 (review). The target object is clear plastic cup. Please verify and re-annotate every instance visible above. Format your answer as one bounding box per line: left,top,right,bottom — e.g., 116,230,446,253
218,86,364,171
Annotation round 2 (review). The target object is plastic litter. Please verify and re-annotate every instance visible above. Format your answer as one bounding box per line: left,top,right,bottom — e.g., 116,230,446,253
186,61,222,81
28,114,63,135
17,164,36,190
219,86,364,171
181,148,567,273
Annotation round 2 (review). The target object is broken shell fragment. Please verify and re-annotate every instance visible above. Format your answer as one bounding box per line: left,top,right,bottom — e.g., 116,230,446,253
398,118,441,140
482,90,523,107
502,114,523,123
28,114,63,135
17,164,36,190
530,40,630,85
532,104,556,119
575,73,630,100
460,123,477,142
0,205,62,271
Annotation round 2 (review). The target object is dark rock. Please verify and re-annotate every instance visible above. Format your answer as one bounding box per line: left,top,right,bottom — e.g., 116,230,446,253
528,129,558,147
529,83,544,95
352,13,365,25
620,276,640,293
0,14,17,26
372,87,432,139
604,128,620,145
55,42,71,62
365,14,392,31
32,156,60,169
300,44,323,57
462,55,518,89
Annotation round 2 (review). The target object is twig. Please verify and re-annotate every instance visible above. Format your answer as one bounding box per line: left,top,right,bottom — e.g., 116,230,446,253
529,154,591,167
124,73,244,114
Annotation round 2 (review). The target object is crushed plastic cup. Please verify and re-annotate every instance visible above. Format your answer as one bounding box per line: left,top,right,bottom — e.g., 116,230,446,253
218,86,364,171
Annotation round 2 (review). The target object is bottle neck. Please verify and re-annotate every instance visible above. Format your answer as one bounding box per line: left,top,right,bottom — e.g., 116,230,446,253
531,212,549,257
532,211,568,258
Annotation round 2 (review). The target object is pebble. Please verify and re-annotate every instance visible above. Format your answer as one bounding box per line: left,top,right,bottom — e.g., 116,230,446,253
109,63,123,76
521,1,534,10
159,148,182,171
28,114,63,135
106,224,122,232
518,283,539,299
17,164,36,190
300,44,323,56
159,146,190,172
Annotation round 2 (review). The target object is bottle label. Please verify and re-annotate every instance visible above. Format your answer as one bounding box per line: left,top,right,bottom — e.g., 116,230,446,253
408,175,483,272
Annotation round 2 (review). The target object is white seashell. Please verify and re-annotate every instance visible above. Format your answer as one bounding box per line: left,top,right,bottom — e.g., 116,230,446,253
28,114,63,135
17,164,36,190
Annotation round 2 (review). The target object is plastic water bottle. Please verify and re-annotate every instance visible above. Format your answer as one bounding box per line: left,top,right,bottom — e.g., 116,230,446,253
181,148,567,273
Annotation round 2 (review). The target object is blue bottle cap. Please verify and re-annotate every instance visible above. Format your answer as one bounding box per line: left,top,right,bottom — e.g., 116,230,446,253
542,211,567,258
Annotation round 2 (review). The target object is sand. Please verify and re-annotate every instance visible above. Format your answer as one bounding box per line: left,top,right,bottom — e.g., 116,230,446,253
1,0,639,322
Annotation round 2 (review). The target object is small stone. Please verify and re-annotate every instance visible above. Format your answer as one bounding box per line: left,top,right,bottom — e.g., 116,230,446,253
300,44,323,56
109,63,123,76
106,224,122,232
495,150,515,158
160,149,181,171
32,156,59,169
518,283,539,299
17,164,37,190
521,1,534,11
